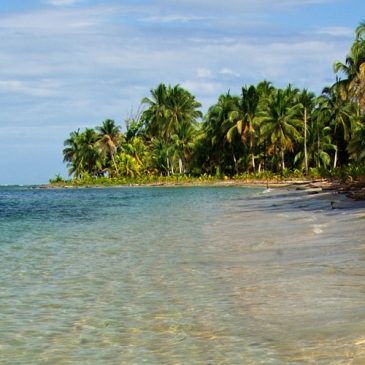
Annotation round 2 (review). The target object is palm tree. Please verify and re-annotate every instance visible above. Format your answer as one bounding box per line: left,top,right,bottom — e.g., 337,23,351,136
321,85,353,167
295,96,336,170
170,122,198,174
258,86,302,175
298,89,316,173
226,85,260,172
63,129,80,171
150,137,169,175
255,81,275,172
141,83,169,139
123,136,147,168
256,80,275,101
348,122,365,163
141,84,202,175
142,84,202,139
96,119,123,176
115,153,141,178
63,128,102,178
165,85,202,138
203,92,240,174
334,21,365,112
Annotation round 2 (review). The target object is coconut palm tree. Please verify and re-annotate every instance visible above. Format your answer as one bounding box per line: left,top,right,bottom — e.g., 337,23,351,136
150,137,169,175
258,86,302,175
96,119,123,176
63,129,80,163
165,85,202,138
298,89,316,173
170,122,198,174
256,80,275,102
63,128,102,178
226,85,260,172
141,83,169,140
115,152,141,177
295,96,336,169
321,85,353,167
348,121,365,163
141,84,202,175
203,92,240,174
334,21,365,112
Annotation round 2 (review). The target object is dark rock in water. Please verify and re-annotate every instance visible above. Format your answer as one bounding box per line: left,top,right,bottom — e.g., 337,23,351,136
347,190,365,201
331,200,353,209
295,186,307,190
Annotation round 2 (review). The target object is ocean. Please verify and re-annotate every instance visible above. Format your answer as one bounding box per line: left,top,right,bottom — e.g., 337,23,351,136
1,185,365,364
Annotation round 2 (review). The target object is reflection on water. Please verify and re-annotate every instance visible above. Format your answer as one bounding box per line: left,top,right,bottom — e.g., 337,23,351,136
1,186,365,364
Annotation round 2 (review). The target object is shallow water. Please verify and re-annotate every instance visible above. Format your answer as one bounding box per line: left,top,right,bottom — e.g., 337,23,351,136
1,186,365,364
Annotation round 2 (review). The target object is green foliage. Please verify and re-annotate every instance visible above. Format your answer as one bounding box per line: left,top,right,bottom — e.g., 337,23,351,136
49,174,65,184
59,24,365,185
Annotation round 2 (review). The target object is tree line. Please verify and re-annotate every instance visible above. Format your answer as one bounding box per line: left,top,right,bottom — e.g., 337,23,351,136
61,22,365,182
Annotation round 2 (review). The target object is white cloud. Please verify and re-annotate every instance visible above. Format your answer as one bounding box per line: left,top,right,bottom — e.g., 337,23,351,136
219,68,240,78
190,37,237,45
140,15,206,23
315,26,354,37
0,80,58,97
0,5,118,32
45,0,84,6
196,68,212,78
181,80,223,95
156,0,335,12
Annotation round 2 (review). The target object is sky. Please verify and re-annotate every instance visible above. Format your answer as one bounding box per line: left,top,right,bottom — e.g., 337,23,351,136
0,0,364,184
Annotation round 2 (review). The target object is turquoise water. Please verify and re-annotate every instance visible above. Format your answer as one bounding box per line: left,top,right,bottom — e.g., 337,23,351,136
1,186,365,364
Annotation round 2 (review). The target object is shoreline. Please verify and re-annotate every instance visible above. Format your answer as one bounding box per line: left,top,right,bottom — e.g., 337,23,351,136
41,177,365,212
43,178,312,189
43,177,365,201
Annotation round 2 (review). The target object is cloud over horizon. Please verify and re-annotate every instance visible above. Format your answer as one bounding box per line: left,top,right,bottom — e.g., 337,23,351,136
45,0,84,6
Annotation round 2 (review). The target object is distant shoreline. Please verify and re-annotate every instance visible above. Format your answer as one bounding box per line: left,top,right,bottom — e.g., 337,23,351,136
43,177,365,201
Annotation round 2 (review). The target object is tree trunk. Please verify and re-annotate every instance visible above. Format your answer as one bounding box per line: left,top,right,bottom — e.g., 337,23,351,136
232,150,238,174
304,107,308,174
251,154,255,173
178,158,183,174
111,153,119,176
250,139,255,173
317,127,321,168
166,150,170,176
281,149,285,176
333,146,338,169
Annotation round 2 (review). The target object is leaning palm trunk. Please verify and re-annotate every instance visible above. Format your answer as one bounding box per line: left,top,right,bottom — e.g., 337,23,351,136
111,153,119,176
166,148,175,175
166,150,170,176
250,139,256,173
317,129,321,168
232,149,238,174
178,158,183,174
333,146,338,169
281,149,285,175
304,107,308,174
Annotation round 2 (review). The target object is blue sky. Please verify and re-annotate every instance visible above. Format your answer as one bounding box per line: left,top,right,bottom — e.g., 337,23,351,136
0,0,364,184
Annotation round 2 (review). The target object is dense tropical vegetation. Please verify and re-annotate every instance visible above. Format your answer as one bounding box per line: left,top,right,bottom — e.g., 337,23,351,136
56,22,365,185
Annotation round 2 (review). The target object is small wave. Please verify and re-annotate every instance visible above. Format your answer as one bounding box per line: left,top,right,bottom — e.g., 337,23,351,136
312,224,325,234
